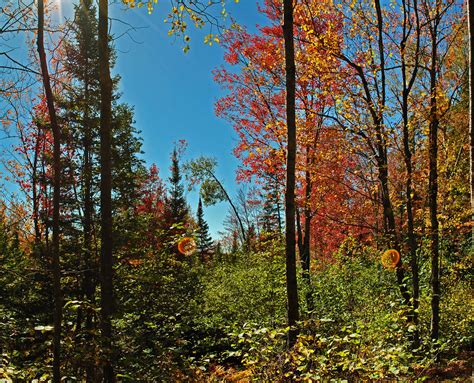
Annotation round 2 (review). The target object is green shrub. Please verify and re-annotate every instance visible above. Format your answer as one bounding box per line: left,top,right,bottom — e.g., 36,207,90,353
199,245,286,329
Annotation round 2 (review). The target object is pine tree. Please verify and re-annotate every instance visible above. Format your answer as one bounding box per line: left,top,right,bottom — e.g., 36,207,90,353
63,0,145,217
61,5,100,349
196,197,213,259
260,175,283,237
165,147,189,229
60,0,145,251
52,1,145,378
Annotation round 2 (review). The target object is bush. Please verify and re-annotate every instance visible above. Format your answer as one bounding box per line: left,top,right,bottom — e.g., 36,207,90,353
199,245,286,329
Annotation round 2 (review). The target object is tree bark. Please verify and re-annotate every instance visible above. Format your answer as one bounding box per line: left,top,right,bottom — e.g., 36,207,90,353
283,0,299,347
468,0,474,245
32,127,41,245
400,0,421,348
83,54,96,383
297,147,313,311
296,172,312,285
302,206,312,311
98,0,115,380
301,147,312,284
36,1,62,381
427,2,440,350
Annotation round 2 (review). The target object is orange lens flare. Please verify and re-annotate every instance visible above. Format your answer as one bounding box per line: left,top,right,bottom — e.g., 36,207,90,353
128,259,142,266
381,249,400,269
177,237,196,256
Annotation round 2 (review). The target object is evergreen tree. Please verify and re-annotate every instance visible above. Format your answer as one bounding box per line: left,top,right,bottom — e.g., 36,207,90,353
62,0,145,218
50,1,145,378
260,175,283,237
196,197,213,259
165,147,189,229
61,3,100,334
60,0,145,251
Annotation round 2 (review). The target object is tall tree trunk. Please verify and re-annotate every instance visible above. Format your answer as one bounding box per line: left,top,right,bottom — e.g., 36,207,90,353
402,92,420,347
300,146,313,311
428,3,440,351
302,207,312,311
401,0,421,348
83,60,95,383
296,172,312,286
36,1,62,381
98,0,115,380
468,0,474,245
277,191,283,234
296,207,304,256
32,129,41,245
283,0,299,347
301,147,312,282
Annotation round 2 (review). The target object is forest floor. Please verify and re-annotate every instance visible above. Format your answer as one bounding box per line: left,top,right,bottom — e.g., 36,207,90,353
194,351,473,382
417,351,473,382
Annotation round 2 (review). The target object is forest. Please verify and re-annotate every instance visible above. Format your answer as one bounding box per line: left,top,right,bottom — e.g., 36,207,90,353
0,0,472,381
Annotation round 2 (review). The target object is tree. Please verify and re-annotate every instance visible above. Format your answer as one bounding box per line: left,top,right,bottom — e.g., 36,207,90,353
98,0,115,379
95,1,234,377
185,156,247,243
36,0,62,380
62,3,99,377
425,0,442,351
214,2,364,261
332,0,412,309
214,0,359,338
60,0,144,378
165,146,189,230
260,174,283,237
416,0,462,352
8,6,148,378
196,197,213,260
283,0,299,347
469,0,474,244
398,0,422,347
133,164,167,245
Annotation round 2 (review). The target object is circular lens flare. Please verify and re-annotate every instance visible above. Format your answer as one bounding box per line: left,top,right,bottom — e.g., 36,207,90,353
381,249,400,269
177,237,196,256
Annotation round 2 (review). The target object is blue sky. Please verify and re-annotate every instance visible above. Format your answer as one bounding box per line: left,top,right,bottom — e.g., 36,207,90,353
41,1,266,237
108,2,267,237
0,1,269,238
